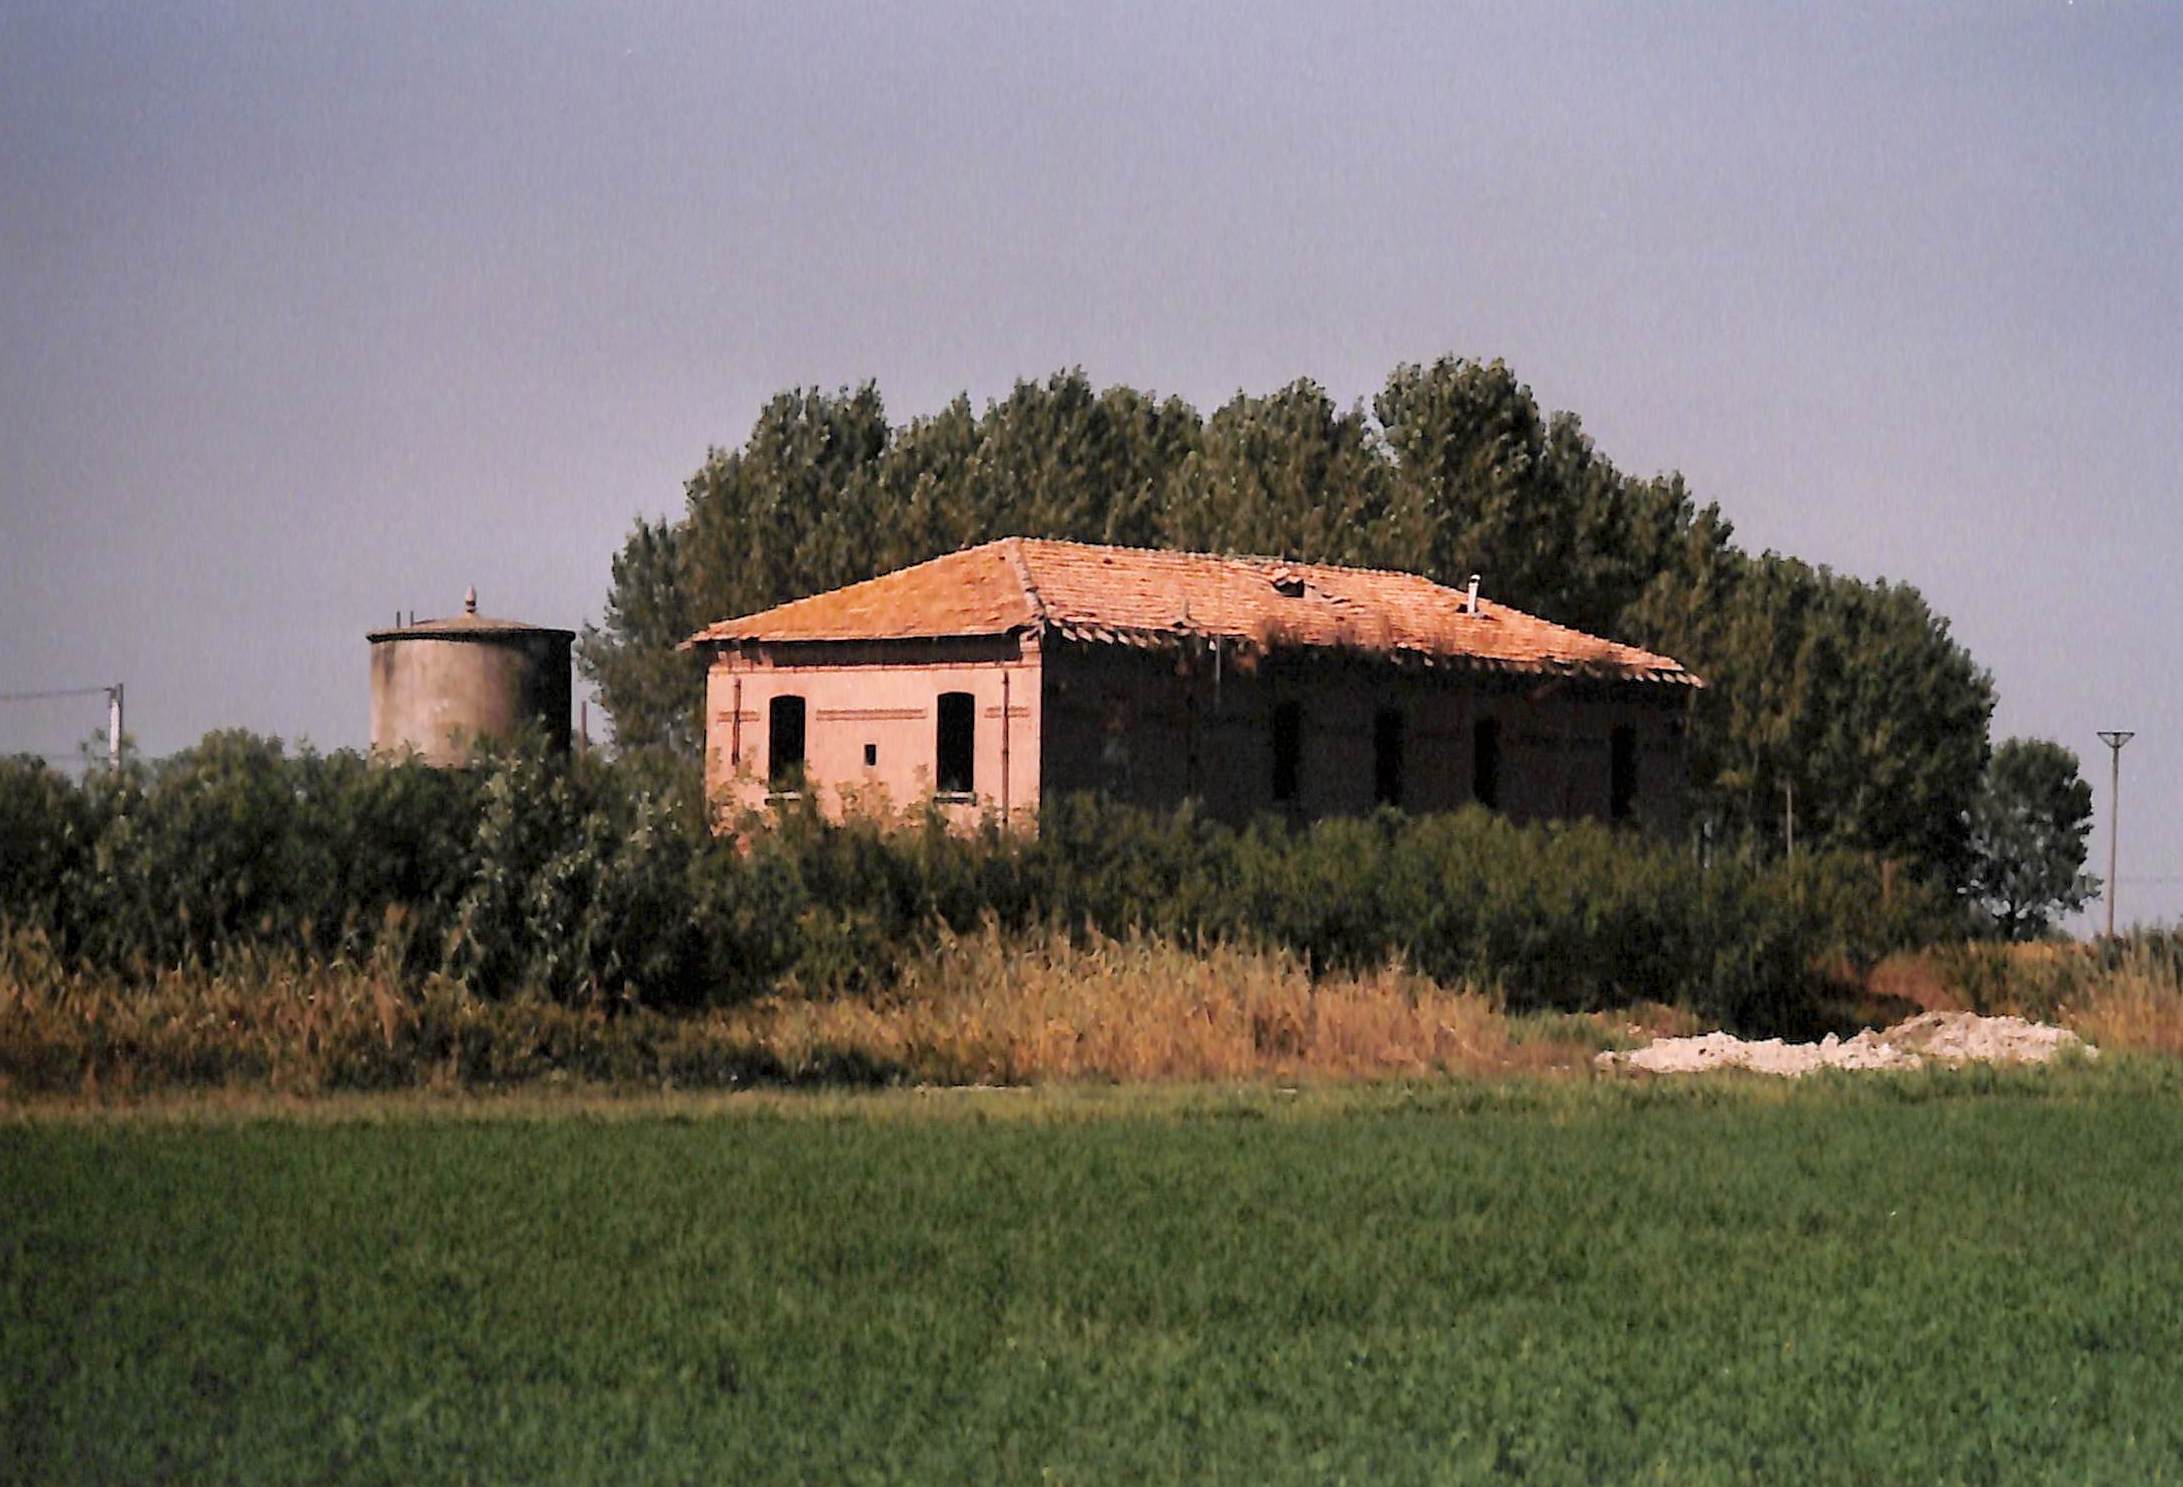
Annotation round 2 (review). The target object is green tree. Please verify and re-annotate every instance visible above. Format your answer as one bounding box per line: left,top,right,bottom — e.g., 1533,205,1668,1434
578,385,893,754
0,756,90,933
1627,551,1994,880
1159,380,1387,563
1373,357,1732,637
681,383,894,627
878,371,1200,562
1963,737,2099,939
576,517,702,753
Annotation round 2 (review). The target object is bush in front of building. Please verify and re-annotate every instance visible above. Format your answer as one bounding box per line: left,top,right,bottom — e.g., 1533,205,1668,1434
1021,795,1945,1029
0,737,1946,1029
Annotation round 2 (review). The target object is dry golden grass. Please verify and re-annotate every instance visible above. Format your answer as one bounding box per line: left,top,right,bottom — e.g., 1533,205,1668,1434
738,927,1596,1083
0,932,437,1098
0,926,1603,1099
2066,969,2183,1058
43,918,2183,1102
1868,939,2183,1058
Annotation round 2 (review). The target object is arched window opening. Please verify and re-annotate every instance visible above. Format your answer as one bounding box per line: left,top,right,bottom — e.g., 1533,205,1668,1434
936,691,976,797
768,695,806,792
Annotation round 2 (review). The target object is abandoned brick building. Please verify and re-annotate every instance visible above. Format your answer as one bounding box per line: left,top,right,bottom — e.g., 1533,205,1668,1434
686,538,1701,830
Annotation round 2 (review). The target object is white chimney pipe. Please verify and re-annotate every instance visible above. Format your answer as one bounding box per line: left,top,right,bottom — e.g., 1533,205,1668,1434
1466,574,1482,614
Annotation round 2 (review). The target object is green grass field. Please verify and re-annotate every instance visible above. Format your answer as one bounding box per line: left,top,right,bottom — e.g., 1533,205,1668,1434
6,1069,2182,1484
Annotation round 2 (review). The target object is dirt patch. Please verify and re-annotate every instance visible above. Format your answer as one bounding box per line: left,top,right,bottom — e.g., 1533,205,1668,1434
1597,1011,2095,1078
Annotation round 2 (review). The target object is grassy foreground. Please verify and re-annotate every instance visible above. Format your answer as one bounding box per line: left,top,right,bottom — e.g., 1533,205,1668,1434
7,1069,2182,1484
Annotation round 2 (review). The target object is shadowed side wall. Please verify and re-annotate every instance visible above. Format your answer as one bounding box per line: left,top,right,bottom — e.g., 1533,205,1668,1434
1039,642,1688,831
704,635,1042,827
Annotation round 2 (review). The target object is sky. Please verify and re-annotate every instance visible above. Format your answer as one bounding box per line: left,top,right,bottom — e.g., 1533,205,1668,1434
2,1,2178,928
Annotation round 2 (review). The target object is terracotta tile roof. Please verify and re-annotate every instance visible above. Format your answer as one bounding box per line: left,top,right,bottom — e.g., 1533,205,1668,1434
687,538,1700,685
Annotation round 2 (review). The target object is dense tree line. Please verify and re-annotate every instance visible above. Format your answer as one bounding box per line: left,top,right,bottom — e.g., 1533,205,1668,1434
582,358,1996,882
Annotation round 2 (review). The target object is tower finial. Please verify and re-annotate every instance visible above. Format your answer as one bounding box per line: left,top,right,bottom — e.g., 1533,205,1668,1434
464,585,478,615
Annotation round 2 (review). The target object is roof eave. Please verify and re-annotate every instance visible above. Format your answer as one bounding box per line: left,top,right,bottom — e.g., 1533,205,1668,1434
685,623,1036,651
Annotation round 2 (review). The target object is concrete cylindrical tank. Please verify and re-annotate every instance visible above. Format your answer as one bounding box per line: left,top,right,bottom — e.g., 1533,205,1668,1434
368,587,573,766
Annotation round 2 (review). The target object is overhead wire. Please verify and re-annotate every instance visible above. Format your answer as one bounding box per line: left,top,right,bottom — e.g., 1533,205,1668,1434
0,686,121,764
0,685,114,703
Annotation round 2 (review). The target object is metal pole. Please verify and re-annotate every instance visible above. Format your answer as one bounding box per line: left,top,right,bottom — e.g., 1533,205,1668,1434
2097,731,2134,939
2108,744,2119,939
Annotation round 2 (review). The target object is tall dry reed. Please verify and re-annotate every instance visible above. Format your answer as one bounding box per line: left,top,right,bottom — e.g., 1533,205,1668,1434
736,927,1586,1083
0,926,1595,1098
1878,934,2183,1057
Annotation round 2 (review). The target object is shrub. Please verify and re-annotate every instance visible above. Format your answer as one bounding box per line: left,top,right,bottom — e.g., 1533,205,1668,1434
1,732,1948,1031
0,757,90,934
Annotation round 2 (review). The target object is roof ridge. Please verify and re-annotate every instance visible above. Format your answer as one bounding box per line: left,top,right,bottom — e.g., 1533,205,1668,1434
1002,536,1048,628
1003,535,1487,591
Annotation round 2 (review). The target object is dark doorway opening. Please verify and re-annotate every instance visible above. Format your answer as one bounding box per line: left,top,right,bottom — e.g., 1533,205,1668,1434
1472,717,1501,809
1271,701,1302,804
936,691,975,796
768,695,806,791
1610,724,1638,822
1373,709,1405,807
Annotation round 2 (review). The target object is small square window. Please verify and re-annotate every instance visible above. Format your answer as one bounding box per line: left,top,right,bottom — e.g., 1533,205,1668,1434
864,743,877,767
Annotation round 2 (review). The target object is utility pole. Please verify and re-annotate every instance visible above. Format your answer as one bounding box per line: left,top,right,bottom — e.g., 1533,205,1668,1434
107,682,124,773
2096,731,2134,938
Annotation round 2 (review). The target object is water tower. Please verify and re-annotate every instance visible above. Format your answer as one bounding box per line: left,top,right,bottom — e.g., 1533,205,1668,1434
367,587,573,766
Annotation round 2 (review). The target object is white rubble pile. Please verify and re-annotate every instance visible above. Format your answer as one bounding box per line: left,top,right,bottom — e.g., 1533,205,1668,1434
1882,1010,2090,1064
1596,1011,2095,1078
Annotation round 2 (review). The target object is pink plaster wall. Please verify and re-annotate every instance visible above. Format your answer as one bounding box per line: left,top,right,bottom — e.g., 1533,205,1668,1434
705,638,1041,827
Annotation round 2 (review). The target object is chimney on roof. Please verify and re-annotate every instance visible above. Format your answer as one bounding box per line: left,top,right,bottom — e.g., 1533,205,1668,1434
464,585,478,615
1466,574,1482,614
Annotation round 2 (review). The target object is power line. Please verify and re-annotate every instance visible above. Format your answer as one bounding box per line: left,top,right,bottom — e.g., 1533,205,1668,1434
0,685,114,704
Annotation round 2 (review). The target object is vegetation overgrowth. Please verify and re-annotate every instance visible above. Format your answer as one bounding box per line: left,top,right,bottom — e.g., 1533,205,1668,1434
4,733,1944,1031
8,1069,2183,1483
1,927,1663,1097
12,916,2182,1100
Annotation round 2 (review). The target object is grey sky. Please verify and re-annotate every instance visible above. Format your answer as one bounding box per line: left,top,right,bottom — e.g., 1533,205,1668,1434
3,1,2178,926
